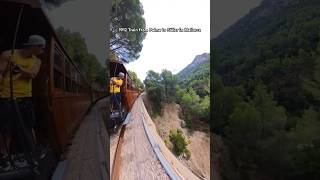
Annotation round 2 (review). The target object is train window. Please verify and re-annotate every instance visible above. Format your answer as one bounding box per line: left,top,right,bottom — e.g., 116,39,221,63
70,66,75,80
54,48,64,69
54,69,64,89
64,60,72,93
65,61,71,77
75,84,79,93
79,77,84,93
77,73,81,85
71,80,76,93
66,78,72,92
53,46,65,90
70,66,77,93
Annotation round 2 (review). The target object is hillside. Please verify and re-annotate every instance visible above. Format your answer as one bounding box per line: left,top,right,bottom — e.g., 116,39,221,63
213,0,319,62
177,53,210,100
212,0,320,179
213,0,320,113
177,53,209,80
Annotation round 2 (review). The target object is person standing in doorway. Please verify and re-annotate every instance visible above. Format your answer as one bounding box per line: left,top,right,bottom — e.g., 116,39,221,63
0,35,45,171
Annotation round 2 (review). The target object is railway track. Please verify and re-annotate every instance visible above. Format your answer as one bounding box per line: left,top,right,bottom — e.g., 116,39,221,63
111,97,180,180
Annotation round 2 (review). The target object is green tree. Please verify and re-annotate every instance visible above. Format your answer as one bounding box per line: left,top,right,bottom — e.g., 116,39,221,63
110,0,146,62
212,74,242,135
212,1,320,179
291,109,320,179
303,57,320,102
199,96,209,120
56,27,106,88
160,70,177,102
224,84,290,179
179,89,201,128
144,70,164,114
128,70,144,91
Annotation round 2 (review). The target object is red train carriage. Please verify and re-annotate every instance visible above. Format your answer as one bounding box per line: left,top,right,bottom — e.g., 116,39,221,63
0,1,104,178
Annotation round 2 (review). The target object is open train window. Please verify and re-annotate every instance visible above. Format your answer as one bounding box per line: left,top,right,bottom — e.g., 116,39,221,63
54,47,64,70
73,74,80,94
70,66,76,93
53,46,65,90
65,61,72,92
65,61,71,76
54,69,64,89
66,77,72,92
75,70,81,93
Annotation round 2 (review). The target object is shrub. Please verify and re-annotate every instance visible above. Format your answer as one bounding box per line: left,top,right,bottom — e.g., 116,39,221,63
169,129,191,158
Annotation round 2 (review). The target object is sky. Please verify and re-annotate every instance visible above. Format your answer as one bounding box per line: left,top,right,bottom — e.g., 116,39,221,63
44,0,108,65
126,0,210,81
212,0,262,38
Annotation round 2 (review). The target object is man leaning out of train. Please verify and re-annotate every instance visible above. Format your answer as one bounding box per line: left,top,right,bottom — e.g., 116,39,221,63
0,35,45,172
110,72,125,113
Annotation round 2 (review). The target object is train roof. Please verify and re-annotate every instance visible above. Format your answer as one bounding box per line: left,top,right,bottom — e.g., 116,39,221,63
110,59,128,77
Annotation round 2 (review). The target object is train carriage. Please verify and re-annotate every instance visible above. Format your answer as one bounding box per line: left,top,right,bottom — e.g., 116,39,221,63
0,1,103,178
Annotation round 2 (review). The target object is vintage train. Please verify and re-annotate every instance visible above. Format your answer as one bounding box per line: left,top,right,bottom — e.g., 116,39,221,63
0,0,105,179
0,0,141,179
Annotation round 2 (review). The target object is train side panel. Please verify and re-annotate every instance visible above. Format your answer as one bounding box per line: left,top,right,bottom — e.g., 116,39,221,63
124,90,139,110
50,40,93,153
51,94,91,151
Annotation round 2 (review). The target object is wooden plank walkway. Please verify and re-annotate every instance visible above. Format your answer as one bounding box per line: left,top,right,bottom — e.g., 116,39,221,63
58,98,109,180
117,99,169,180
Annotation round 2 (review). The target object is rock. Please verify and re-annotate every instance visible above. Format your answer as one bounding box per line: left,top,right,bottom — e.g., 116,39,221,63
181,120,187,128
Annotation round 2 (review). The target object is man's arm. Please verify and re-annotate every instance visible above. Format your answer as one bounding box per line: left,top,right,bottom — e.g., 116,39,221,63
18,58,41,79
0,51,10,75
115,79,123,87
110,77,116,85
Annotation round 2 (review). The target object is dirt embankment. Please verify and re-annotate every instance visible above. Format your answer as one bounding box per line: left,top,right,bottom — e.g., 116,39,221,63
142,95,210,179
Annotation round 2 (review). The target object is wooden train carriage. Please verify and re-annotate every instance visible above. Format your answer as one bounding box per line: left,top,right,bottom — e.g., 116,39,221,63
0,0,93,154
110,60,139,112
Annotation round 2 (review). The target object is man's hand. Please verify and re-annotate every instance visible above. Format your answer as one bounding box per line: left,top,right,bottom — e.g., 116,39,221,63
11,62,22,74
18,58,41,79
110,79,114,84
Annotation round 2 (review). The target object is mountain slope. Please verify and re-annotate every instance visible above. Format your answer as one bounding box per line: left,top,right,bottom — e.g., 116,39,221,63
177,53,209,80
213,0,320,63
213,0,320,112
212,0,320,179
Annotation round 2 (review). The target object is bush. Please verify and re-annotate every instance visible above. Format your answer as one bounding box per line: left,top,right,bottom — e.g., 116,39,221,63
185,149,191,160
169,129,191,158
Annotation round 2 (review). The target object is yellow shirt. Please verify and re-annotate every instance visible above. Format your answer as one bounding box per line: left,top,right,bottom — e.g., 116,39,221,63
110,77,123,93
0,51,37,98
